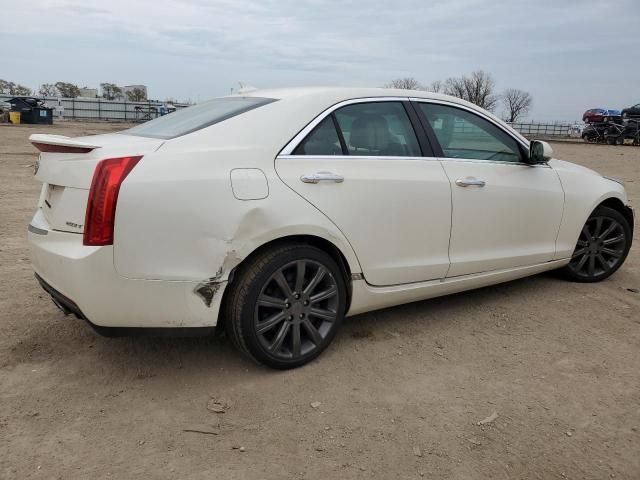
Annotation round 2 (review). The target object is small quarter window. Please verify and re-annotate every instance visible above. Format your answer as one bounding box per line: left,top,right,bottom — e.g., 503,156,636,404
293,116,343,155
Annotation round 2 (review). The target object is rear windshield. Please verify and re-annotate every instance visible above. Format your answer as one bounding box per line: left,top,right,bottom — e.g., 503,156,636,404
122,96,277,139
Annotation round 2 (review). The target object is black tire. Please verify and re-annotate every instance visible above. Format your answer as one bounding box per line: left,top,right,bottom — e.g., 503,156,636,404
559,206,632,282
225,244,347,369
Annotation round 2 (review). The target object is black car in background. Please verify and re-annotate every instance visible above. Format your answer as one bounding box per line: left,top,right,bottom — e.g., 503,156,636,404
621,103,640,120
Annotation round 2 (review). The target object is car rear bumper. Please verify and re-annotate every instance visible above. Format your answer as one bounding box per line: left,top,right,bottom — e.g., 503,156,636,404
28,213,226,330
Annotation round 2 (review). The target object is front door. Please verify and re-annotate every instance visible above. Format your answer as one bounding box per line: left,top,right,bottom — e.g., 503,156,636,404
275,100,452,286
415,101,564,277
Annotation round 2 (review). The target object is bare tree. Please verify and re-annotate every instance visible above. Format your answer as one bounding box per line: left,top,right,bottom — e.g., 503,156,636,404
0,79,32,96
426,80,443,93
502,88,532,123
442,70,497,111
465,70,498,111
126,87,147,102
101,82,123,100
384,77,423,90
444,76,467,99
54,82,80,98
12,84,31,96
39,83,58,97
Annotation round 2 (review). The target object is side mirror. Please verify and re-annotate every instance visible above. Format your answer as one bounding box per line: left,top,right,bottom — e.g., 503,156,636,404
529,140,553,164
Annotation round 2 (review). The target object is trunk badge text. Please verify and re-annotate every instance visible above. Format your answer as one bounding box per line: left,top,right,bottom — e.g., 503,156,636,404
66,221,83,229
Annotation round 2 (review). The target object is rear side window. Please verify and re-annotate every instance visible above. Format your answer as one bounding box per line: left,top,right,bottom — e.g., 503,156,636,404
334,102,421,157
293,101,422,157
123,97,276,139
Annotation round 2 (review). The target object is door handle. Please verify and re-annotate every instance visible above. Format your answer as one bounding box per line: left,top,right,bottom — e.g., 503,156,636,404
455,177,486,187
300,171,344,184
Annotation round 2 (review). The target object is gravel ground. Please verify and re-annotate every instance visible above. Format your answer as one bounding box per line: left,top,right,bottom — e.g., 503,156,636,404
1,122,639,480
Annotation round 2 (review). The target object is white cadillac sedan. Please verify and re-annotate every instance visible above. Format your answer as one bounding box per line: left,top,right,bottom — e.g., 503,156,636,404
28,87,634,368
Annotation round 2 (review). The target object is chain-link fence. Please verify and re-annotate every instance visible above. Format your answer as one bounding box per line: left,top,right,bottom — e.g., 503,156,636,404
0,95,190,122
0,94,584,137
509,122,581,138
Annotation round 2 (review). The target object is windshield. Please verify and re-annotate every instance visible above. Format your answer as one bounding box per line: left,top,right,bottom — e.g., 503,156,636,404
122,96,277,139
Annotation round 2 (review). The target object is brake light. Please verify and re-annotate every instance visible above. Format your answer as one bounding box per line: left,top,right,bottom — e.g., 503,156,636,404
83,156,143,246
32,143,95,154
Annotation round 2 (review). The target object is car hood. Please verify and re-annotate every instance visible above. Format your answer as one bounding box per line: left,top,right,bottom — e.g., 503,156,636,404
548,158,600,177
549,158,627,199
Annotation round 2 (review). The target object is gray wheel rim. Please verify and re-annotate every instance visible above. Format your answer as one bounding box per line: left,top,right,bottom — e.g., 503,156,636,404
254,259,339,360
569,215,626,277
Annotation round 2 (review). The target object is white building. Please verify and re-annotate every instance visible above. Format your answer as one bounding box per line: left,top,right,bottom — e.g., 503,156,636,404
78,87,98,98
123,85,148,100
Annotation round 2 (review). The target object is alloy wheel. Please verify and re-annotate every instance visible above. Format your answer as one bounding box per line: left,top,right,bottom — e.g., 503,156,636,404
254,259,339,360
568,215,626,278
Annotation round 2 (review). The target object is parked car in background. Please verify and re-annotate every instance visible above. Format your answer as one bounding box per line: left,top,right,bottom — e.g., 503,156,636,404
621,103,640,120
27,87,634,368
582,108,622,124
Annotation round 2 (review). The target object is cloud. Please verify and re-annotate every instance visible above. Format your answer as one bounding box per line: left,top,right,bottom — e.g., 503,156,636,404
2,0,640,120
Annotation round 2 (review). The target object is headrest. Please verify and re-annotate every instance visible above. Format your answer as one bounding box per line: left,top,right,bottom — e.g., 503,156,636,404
349,114,391,151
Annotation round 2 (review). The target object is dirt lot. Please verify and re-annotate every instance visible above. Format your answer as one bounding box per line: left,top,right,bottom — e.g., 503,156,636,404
1,122,639,480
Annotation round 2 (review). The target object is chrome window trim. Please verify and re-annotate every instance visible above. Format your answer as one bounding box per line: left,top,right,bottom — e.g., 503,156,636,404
277,154,439,162
407,97,550,167
279,96,437,157
432,157,551,168
279,95,549,168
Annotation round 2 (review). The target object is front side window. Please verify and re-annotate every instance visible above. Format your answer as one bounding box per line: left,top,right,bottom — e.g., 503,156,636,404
418,103,522,163
123,96,276,139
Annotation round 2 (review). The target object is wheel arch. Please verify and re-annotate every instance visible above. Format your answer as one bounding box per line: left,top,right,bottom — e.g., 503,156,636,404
597,197,634,233
219,234,355,327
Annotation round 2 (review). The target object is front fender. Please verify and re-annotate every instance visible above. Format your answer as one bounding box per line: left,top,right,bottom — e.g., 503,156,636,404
551,159,629,259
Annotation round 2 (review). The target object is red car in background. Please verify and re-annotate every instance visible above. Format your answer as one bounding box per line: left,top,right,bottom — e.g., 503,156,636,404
582,108,622,123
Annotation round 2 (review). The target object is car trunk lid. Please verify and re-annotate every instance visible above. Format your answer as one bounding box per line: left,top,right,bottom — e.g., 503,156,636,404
31,133,164,233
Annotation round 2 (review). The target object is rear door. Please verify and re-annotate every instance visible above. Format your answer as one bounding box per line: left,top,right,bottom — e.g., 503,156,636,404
413,100,564,277
275,98,452,286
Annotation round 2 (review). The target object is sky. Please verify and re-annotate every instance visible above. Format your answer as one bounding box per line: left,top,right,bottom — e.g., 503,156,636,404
2,0,639,122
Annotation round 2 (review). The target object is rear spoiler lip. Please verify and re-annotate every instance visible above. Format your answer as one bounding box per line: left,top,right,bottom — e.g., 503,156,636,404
29,134,102,152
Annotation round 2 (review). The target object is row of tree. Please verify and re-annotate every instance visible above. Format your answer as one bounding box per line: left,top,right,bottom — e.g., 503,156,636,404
0,79,147,102
385,71,532,123
39,82,147,101
0,79,32,96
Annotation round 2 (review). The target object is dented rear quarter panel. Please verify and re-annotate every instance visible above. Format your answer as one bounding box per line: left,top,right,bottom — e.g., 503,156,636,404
113,98,363,282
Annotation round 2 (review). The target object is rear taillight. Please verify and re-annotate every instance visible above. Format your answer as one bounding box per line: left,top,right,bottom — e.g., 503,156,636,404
32,143,95,154
83,156,143,246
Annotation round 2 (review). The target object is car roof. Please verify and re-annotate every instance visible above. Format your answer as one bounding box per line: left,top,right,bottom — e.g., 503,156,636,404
238,86,470,107
162,86,528,153
236,86,513,128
